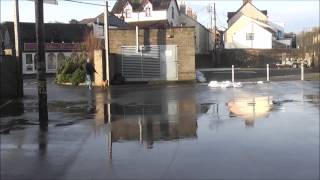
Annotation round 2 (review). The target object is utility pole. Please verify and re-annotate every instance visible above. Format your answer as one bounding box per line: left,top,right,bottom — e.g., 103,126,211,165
213,3,217,52
213,2,217,67
207,3,212,53
14,0,23,97
35,0,48,130
104,0,110,87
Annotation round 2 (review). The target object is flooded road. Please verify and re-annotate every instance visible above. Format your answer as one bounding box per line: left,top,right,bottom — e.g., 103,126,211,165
1,80,319,179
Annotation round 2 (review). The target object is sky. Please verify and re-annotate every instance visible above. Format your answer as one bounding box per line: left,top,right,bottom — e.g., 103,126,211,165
0,0,319,33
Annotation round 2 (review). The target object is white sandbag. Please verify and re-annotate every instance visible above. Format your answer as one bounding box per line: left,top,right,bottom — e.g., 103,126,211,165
233,82,243,88
257,81,264,84
196,70,207,83
208,81,243,88
220,81,233,88
208,81,219,88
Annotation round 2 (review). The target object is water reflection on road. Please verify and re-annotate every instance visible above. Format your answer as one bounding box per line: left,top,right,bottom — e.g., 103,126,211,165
227,96,273,127
1,81,319,179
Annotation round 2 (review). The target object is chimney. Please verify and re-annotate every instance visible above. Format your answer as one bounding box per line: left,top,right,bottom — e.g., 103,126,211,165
243,0,252,4
179,3,186,14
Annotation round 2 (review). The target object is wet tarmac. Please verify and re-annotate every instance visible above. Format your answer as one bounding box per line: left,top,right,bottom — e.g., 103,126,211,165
1,79,319,179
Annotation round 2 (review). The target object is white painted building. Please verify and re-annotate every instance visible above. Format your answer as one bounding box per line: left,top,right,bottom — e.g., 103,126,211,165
112,0,180,27
225,15,273,49
22,43,82,74
225,0,288,49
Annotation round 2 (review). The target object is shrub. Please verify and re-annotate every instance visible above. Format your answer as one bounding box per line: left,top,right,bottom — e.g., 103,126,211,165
71,69,86,85
55,53,86,85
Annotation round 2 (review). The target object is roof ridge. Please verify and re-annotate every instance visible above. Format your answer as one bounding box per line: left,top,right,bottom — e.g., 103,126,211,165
227,1,267,23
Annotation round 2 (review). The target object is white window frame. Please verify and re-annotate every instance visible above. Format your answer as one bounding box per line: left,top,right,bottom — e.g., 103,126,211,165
145,7,151,17
125,9,132,18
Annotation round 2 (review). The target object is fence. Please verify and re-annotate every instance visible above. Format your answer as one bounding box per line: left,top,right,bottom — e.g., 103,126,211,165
199,64,319,82
0,56,19,99
195,49,320,69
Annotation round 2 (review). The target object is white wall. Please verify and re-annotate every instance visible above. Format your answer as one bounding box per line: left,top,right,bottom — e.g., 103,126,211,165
22,52,76,74
114,0,180,26
276,39,292,47
116,10,167,23
226,21,272,49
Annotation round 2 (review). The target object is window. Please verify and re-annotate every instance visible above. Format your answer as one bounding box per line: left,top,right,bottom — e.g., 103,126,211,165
246,33,254,40
26,54,33,64
125,9,131,18
145,7,151,17
25,54,33,72
47,52,57,71
171,7,174,19
57,52,65,62
57,52,65,68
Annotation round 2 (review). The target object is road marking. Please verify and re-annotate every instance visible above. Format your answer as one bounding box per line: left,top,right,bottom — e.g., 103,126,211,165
0,99,13,109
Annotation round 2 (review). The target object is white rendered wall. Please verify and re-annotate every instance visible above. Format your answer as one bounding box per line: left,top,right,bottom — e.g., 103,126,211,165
115,10,167,23
227,21,272,49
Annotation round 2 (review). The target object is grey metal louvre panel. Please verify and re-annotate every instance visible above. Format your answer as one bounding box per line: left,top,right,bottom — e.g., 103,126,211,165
142,46,160,79
122,46,161,81
122,47,142,79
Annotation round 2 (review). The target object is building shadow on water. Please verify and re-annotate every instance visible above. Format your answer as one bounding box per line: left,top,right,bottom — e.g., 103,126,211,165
99,97,198,160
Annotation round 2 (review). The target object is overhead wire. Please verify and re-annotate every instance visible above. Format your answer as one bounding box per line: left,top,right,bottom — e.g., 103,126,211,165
62,0,105,7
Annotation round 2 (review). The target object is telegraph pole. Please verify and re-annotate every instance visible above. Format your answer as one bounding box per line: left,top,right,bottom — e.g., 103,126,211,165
207,3,212,53
213,3,217,52
104,0,110,86
35,0,48,130
14,0,23,97
213,3,217,67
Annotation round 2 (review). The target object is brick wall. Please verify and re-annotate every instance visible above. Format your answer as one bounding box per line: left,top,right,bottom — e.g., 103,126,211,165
107,27,196,81
93,50,104,86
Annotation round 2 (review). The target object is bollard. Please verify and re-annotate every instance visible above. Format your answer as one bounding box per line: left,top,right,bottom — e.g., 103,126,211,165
301,62,304,81
232,65,234,83
267,64,270,82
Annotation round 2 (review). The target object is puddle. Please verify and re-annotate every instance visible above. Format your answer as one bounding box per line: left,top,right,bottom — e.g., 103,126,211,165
304,95,320,105
0,99,24,117
1,81,319,179
0,119,39,134
104,103,198,145
55,121,75,127
227,96,274,127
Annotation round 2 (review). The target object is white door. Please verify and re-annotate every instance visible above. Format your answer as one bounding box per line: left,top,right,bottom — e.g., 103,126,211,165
23,53,35,74
163,45,177,81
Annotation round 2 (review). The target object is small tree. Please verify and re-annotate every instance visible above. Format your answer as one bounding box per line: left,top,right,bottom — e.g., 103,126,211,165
82,32,102,60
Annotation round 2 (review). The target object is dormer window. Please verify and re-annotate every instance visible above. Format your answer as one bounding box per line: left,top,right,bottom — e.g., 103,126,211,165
125,9,132,18
172,7,174,19
145,7,151,17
